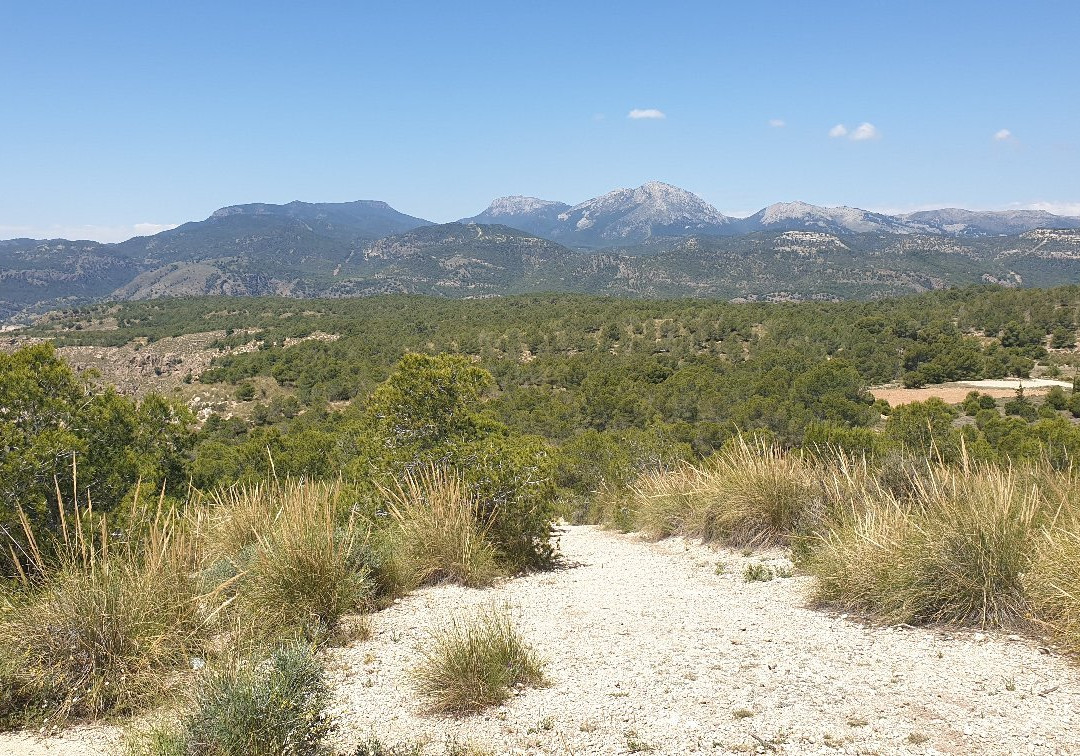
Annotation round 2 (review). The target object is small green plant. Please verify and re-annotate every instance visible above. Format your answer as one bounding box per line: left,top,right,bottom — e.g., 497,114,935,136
1003,677,1017,692
413,605,546,715
178,641,332,756
743,563,774,582
624,729,654,753
351,736,424,756
527,715,555,733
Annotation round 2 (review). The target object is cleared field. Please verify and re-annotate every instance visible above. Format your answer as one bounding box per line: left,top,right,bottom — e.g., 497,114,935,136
871,378,1068,407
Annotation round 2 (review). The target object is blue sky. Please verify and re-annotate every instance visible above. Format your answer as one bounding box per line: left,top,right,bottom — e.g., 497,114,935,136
2,0,1078,241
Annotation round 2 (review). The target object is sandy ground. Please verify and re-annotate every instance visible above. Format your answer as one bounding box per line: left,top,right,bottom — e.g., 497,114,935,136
871,378,1071,407
4,526,1079,755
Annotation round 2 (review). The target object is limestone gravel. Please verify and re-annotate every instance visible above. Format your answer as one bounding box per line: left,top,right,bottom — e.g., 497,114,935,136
325,526,1080,755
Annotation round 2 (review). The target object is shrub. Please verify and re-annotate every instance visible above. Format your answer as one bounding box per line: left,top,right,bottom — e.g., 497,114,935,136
0,496,203,727
380,467,500,589
356,354,559,571
413,606,545,715
177,641,333,756
810,464,1045,627
1046,386,1068,411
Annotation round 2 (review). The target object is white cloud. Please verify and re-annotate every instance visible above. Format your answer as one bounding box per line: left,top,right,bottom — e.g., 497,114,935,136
829,122,880,141
628,108,666,120
0,222,177,243
994,128,1013,141
850,122,881,141
769,118,786,128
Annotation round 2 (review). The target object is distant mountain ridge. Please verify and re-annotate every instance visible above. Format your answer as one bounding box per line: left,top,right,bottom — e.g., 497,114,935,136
4,184,1080,319
461,184,1080,246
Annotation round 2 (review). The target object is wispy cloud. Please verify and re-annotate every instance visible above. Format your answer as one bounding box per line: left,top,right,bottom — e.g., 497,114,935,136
850,122,881,141
628,108,666,120
994,128,1014,142
769,118,786,128
829,122,880,141
0,222,177,243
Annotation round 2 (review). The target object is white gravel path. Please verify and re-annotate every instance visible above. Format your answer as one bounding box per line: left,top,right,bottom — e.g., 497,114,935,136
326,526,1080,755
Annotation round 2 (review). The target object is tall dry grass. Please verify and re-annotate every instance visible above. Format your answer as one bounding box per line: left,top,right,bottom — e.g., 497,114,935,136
0,486,204,726
380,467,500,589
810,461,1055,627
201,479,371,643
631,439,821,548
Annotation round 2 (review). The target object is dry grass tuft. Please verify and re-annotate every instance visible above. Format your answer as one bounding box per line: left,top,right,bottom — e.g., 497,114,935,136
204,479,371,643
381,467,501,589
0,487,203,727
632,439,820,548
1026,518,1080,654
810,462,1047,627
413,605,545,715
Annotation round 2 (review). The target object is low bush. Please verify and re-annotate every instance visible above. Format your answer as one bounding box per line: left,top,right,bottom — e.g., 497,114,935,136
135,641,334,756
413,605,545,715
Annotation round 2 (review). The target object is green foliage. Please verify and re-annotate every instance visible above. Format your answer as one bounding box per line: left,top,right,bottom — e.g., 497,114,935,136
356,354,558,570
1046,386,1068,410
883,398,959,462
177,642,333,756
413,606,546,715
0,344,194,576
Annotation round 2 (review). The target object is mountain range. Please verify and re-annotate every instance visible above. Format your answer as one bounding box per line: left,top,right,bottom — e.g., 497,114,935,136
3,182,1080,320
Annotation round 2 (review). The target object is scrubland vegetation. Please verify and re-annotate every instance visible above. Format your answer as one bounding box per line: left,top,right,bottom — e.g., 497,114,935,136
3,284,1080,748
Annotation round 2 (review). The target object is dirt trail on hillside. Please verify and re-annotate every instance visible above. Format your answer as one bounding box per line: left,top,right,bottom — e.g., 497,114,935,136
327,526,1080,755
4,526,1079,755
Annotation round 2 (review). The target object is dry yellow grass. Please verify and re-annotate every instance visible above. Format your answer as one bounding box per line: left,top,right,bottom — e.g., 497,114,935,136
380,467,500,589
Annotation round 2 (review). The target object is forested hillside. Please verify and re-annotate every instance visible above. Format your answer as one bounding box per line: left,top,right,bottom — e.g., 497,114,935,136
8,285,1078,507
